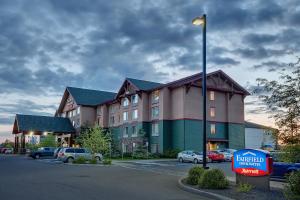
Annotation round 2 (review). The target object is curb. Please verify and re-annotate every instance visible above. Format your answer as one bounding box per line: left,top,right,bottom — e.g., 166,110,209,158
177,177,234,200
64,163,113,167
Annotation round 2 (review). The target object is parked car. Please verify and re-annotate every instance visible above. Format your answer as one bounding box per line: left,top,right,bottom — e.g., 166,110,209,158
0,148,8,153
57,148,103,163
270,151,300,179
207,151,225,162
4,148,13,154
53,147,62,159
216,150,232,161
177,150,205,164
29,147,56,159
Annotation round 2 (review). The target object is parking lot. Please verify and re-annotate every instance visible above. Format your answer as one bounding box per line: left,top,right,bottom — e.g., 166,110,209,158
0,155,212,200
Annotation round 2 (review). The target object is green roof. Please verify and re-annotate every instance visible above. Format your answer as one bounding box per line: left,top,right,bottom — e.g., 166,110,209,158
67,87,116,106
14,114,75,133
127,78,163,91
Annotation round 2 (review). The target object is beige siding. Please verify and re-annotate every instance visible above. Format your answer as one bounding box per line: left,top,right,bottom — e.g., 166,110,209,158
80,106,96,127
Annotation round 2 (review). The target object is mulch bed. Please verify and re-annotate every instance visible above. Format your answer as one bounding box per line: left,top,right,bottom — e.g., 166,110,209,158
182,179,286,200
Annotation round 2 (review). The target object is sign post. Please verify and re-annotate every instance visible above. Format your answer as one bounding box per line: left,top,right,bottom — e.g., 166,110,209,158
232,149,273,191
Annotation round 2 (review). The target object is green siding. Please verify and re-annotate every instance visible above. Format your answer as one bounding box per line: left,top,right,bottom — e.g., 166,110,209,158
184,120,203,151
172,120,185,150
228,123,245,150
208,122,228,139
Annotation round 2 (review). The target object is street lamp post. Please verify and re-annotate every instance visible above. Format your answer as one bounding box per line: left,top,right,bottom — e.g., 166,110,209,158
192,14,208,169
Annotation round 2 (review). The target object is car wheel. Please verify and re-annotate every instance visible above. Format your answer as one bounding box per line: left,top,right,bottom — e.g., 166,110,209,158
179,157,183,163
193,159,198,164
35,154,40,159
67,157,74,163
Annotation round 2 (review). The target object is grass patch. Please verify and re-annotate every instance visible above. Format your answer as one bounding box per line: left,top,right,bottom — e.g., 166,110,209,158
73,156,86,164
103,159,112,165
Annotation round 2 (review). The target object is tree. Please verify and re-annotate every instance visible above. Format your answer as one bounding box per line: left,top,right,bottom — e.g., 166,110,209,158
256,62,300,144
40,135,57,147
1,139,14,148
79,125,111,155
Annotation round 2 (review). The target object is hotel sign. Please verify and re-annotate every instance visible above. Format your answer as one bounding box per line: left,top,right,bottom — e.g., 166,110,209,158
232,149,272,176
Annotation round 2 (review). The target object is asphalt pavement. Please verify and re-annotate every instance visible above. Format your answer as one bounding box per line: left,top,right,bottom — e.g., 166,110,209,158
0,155,212,200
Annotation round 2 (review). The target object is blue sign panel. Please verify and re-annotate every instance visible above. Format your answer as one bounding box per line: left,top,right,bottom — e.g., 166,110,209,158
232,149,271,176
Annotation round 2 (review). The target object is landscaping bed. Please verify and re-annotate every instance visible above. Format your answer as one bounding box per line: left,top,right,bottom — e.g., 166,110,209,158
181,178,285,200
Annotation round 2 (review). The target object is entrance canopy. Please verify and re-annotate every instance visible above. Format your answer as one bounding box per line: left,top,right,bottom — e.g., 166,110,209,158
12,114,75,135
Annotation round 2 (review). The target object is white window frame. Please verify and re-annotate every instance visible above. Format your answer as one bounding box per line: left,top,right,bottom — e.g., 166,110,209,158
123,127,129,138
151,106,159,119
152,90,159,103
132,126,137,137
210,124,216,134
131,94,138,104
210,107,215,118
123,98,129,107
209,91,215,101
151,122,159,136
132,109,138,120
123,111,128,121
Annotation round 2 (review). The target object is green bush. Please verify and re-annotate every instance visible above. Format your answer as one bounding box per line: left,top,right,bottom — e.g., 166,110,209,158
284,171,300,200
122,152,132,158
237,183,253,193
89,158,97,164
73,156,86,164
187,167,205,185
162,149,181,158
280,145,300,163
103,159,112,165
199,169,229,189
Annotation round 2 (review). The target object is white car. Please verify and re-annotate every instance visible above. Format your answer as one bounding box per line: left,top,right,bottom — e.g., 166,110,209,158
4,148,13,154
177,150,204,164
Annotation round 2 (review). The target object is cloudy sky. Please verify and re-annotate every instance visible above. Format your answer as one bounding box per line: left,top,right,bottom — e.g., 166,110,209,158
0,0,299,142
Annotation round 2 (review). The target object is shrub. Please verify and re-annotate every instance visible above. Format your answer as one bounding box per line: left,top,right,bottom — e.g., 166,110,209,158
162,149,181,158
280,145,300,163
187,167,205,185
237,183,253,193
103,159,112,165
73,156,86,164
89,158,97,164
199,169,229,189
284,171,300,200
122,152,132,158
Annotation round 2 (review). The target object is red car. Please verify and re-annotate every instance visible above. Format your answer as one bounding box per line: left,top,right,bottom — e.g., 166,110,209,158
207,151,224,162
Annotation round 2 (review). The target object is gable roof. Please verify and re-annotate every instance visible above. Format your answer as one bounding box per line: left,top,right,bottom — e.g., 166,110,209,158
127,78,163,91
13,114,75,134
67,87,116,106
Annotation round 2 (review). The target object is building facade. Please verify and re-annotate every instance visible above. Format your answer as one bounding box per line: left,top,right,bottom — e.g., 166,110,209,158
13,70,249,154
55,70,249,153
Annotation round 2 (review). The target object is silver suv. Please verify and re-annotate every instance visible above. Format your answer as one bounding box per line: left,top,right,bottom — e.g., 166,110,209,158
57,148,103,163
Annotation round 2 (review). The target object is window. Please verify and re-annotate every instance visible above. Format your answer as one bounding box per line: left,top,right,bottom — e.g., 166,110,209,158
65,148,75,153
210,124,216,134
75,148,85,153
210,107,215,117
151,106,159,118
152,90,159,103
209,91,215,101
132,109,138,120
73,109,77,116
151,122,159,136
123,127,129,137
67,111,71,118
76,107,80,115
151,144,159,153
97,107,102,115
123,98,129,107
132,126,137,137
110,116,115,125
131,94,138,104
123,111,128,121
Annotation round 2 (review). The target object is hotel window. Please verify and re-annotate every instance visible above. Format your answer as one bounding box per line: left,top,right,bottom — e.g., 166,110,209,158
132,126,137,137
73,109,77,116
110,116,115,125
72,121,75,126
68,111,72,118
151,122,159,136
123,98,129,107
131,94,138,104
210,107,215,117
210,124,216,134
151,106,159,118
151,144,159,153
123,127,129,138
132,109,138,120
209,91,215,101
152,90,159,103
123,111,128,121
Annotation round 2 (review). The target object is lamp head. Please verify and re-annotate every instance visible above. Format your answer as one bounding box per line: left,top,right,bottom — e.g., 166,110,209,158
192,15,206,26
